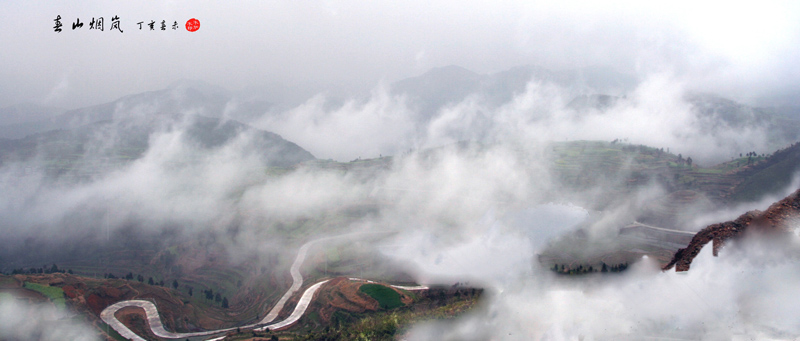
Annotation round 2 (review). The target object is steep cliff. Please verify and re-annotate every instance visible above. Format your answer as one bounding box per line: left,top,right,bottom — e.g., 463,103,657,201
663,188,800,271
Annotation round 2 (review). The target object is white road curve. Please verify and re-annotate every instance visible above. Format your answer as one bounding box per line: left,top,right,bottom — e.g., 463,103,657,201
628,221,697,236
100,232,426,340
348,277,429,291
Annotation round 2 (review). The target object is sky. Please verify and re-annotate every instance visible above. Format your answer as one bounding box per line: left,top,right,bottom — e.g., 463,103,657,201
1,0,799,109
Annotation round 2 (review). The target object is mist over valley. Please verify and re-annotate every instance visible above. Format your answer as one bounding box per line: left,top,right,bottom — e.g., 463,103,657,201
2,1,800,340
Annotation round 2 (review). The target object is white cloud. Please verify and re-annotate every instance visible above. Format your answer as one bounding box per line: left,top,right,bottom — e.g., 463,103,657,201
0,295,98,341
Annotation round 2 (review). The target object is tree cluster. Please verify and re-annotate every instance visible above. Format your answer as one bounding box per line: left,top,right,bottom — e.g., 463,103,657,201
675,154,693,167
200,288,229,308
8,264,73,275
550,262,629,274
620,144,660,155
742,151,766,165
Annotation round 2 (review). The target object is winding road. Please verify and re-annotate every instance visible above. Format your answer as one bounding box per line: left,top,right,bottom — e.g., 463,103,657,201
100,233,428,340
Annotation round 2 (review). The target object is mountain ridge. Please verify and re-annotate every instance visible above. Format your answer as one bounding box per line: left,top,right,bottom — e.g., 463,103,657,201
663,187,800,272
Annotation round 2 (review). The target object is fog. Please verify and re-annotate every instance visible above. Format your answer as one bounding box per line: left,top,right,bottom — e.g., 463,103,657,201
1,1,799,109
400,224,800,340
2,1,800,340
2,75,799,337
259,73,786,164
0,295,97,341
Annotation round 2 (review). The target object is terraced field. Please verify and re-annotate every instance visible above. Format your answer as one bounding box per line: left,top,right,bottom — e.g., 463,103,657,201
359,284,405,310
547,140,800,204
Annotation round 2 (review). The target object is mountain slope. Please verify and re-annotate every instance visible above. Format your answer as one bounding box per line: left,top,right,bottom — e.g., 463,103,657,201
687,93,800,149
0,114,315,174
0,104,65,139
664,187,800,272
727,142,800,202
390,65,638,120
0,80,277,140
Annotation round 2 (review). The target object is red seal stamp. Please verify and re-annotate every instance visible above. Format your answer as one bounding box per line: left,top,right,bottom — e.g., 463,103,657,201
185,18,200,32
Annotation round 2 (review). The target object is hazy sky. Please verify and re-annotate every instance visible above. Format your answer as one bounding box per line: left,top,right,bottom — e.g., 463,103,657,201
1,1,799,109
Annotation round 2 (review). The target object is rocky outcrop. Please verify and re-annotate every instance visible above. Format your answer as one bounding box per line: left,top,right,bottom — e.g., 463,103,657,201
663,188,800,271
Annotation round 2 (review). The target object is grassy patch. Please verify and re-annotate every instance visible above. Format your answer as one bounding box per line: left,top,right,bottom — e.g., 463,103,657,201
295,294,480,341
97,321,129,341
23,282,66,309
695,168,726,174
359,284,404,310
0,276,17,287
167,245,179,256
307,311,321,324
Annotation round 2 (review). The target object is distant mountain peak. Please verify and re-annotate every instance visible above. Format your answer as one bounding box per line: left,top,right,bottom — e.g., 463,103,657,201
167,79,230,97
422,65,481,77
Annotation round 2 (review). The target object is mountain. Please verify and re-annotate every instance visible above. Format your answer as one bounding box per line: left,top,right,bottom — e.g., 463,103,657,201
664,187,800,272
390,64,638,119
0,116,314,174
0,80,277,140
390,66,800,157
0,103,65,139
728,142,800,202
51,80,232,130
391,65,484,118
566,94,620,111
538,140,800,273
686,93,800,148
0,82,315,175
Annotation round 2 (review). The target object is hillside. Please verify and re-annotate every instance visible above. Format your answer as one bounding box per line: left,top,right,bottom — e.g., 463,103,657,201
0,114,314,176
727,142,800,202
546,140,800,209
0,103,65,139
537,140,800,273
0,272,480,341
0,80,314,178
0,80,275,139
391,65,637,121
0,272,227,340
389,66,800,157
687,93,800,147
663,187,800,272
